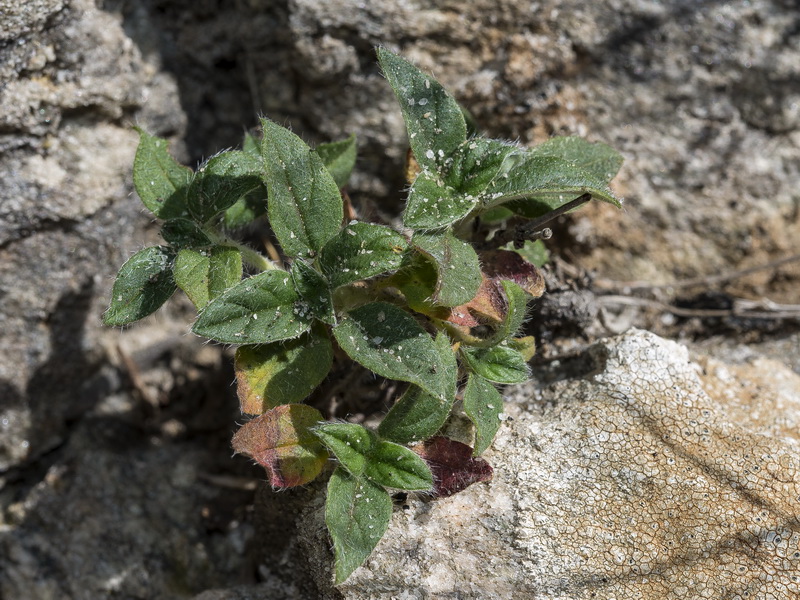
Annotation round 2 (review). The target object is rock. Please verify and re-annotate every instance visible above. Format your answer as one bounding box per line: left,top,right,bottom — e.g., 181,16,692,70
0,0,184,470
306,329,800,598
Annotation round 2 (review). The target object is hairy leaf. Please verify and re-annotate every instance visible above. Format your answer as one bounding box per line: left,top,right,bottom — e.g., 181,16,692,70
509,335,537,362
332,302,447,400
326,467,392,584
174,245,243,310
413,436,493,497
187,150,263,223
242,131,260,156
192,270,312,344
314,423,433,491
529,136,623,183
403,171,476,230
232,404,328,488
485,155,621,215
290,260,335,325
314,423,374,477
104,246,176,326
132,128,191,219
377,48,466,175
481,249,545,298
316,134,357,189
378,332,458,444
235,325,333,414
365,440,432,491
160,218,212,248
319,222,408,289
445,137,517,195
412,230,482,307
222,188,268,229
463,374,505,455
461,344,529,384
261,119,343,257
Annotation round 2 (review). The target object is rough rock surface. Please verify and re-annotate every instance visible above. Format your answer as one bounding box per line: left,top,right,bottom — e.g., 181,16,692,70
1,0,799,598
311,329,800,599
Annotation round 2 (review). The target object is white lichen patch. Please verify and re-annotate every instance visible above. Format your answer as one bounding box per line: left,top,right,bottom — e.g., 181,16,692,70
332,329,800,599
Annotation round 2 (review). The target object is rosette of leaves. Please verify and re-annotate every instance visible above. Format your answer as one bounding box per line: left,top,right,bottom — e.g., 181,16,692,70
104,47,622,584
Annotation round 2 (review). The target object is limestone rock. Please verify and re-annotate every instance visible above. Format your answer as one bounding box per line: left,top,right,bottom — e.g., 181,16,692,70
312,329,800,599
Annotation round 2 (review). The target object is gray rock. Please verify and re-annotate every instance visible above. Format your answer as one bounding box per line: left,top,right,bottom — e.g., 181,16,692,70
308,329,800,598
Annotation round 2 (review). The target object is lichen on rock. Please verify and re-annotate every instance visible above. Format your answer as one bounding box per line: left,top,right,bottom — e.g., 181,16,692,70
322,329,800,599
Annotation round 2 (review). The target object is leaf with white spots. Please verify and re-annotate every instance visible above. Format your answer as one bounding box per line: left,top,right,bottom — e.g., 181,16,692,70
403,170,477,229
132,128,192,219
290,259,335,325
377,47,467,175
314,422,432,491
412,229,482,307
325,466,393,584
173,245,243,310
463,373,504,456
378,332,458,444
260,119,343,258
235,324,333,414
319,222,408,289
445,137,518,196
486,155,621,218
332,302,448,401
191,270,312,344
103,246,176,326
160,218,212,248
187,150,263,223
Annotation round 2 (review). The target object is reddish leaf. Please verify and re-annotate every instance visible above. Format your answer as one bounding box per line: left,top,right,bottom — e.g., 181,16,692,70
413,436,493,498
232,404,328,488
442,250,543,330
481,249,545,298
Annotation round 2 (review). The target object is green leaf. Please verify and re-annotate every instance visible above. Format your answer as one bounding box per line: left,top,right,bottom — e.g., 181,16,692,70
104,246,176,326
412,230,482,307
187,150,263,223
378,332,458,444
290,260,336,325
377,47,467,175
461,344,530,384
529,136,623,183
313,423,374,477
488,280,529,344
445,138,518,195
325,467,392,584
314,423,432,491
332,302,447,400
319,222,408,289
378,386,444,444
191,270,312,344
235,325,333,414
486,156,621,220
242,131,260,156
510,239,549,267
316,134,357,189
260,119,344,257
160,218,212,248
132,128,192,219
232,404,328,487
222,191,268,229
463,374,504,455
365,440,432,491
174,245,243,310
403,170,477,230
